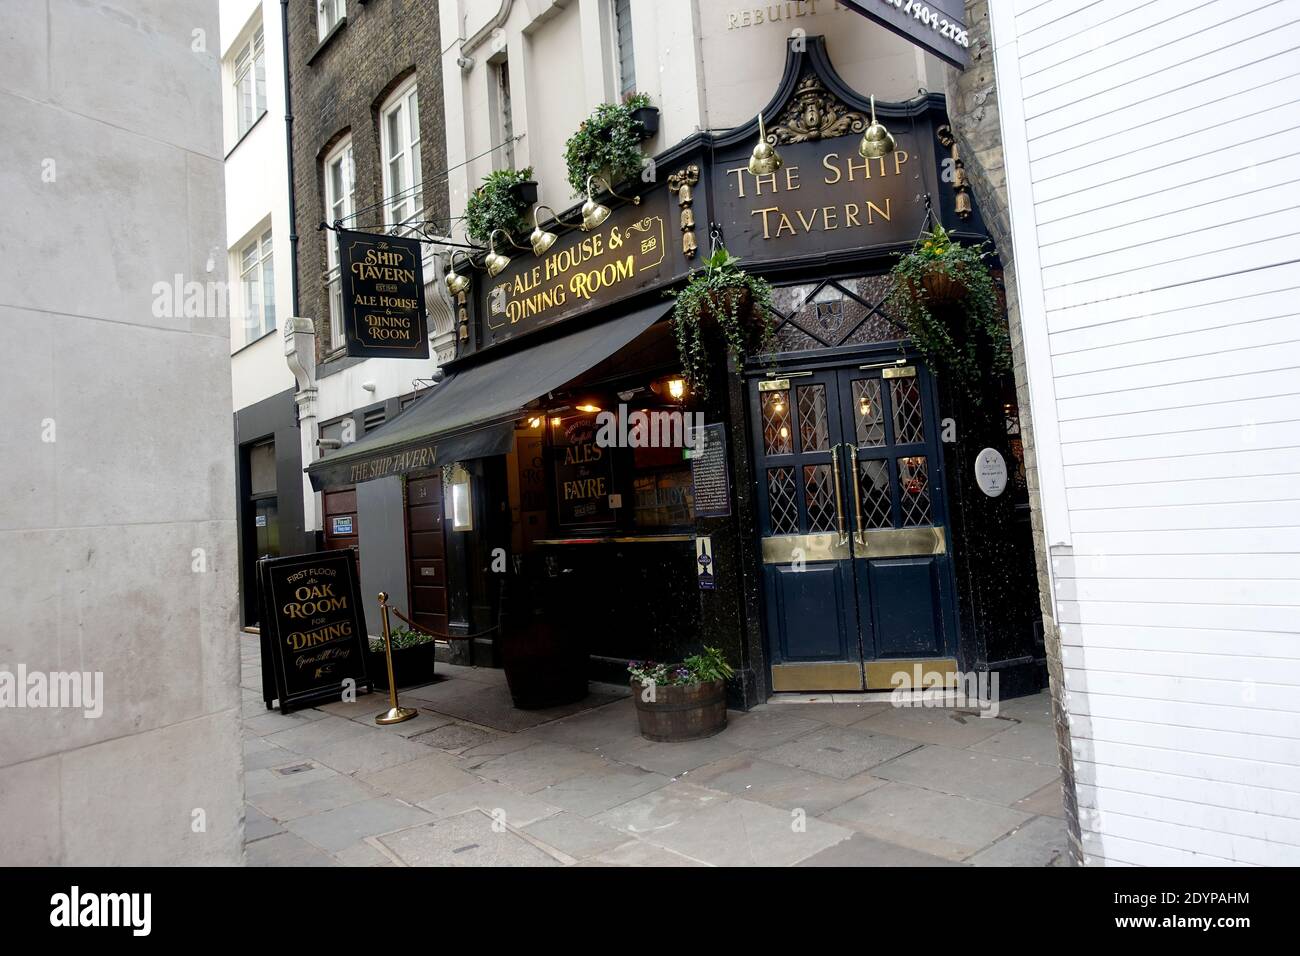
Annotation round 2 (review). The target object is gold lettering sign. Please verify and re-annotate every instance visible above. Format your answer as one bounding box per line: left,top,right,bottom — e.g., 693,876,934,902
348,446,436,484
484,207,667,346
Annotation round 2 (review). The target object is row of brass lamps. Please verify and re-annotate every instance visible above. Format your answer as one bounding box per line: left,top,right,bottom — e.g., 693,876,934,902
748,94,895,175
445,174,641,295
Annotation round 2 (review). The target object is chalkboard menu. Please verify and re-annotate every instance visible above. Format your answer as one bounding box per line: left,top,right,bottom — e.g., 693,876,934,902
258,550,371,714
690,423,731,518
554,437,617,527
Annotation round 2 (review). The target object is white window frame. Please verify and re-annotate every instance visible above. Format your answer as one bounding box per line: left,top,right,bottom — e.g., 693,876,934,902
317,0,345,41
323,138,355,352
612,0,636,99
380,78,422,235
233,24,267,139
239,228,276,345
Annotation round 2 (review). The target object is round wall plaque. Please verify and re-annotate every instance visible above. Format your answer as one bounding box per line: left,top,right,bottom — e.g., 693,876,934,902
974,447,1008,497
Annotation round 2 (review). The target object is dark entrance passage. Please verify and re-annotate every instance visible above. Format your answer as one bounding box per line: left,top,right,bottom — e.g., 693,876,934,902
749,358,958,691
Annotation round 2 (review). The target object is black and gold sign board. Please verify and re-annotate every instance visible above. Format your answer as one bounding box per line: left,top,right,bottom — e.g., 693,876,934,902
554,438,617,528
483,188,685,348
257,550,371,714
339,229,429,359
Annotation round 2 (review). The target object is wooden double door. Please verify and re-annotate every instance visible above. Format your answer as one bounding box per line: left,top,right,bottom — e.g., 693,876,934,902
749,359,958,691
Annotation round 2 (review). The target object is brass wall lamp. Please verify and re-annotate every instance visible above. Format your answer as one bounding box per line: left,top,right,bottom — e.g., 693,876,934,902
748,112,782,175
858,95,896,159
445,250,473,295
486,227,534,277
529,203,583,255
581,174,640,231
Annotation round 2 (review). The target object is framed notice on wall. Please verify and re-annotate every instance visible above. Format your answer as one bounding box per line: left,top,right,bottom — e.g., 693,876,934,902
338,229,429,359
257,549,372,713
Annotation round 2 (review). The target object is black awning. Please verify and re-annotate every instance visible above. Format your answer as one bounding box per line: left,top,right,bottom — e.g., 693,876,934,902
306,301,673,490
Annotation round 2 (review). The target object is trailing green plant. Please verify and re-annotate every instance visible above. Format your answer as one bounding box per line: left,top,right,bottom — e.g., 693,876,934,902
369,626,434,653
562,99,649,196
627,646,734,687
667,246,775,400
463,166,534,244
887,224,1011,407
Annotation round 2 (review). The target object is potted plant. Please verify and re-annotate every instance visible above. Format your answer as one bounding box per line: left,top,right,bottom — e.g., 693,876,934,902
667,246,775,400
464,166,535,244
368,625,436,691
624,91,659,140
629,647,734,742
888,224,1011,407
563,100,647,196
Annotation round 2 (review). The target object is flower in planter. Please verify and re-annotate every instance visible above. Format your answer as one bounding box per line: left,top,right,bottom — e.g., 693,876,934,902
464,167,535,245
369,626,435,653
563,98,650,197
627,646,734,687
667,246,776,400
887,224,1011,408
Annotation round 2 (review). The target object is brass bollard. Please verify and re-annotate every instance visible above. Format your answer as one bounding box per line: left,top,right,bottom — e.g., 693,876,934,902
374,591,418,725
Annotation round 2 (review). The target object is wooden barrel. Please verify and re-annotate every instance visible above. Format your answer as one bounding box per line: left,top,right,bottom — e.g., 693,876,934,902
630,678,727,742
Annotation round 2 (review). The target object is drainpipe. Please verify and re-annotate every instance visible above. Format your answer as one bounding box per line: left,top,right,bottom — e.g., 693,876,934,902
280,0,299,318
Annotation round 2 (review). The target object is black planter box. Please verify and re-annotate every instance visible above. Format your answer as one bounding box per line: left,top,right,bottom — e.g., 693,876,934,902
368,642,436,691
631,106,659,140
509,179,539,206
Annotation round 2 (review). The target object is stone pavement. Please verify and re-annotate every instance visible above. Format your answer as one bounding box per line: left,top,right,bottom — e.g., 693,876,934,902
240,635,1068,866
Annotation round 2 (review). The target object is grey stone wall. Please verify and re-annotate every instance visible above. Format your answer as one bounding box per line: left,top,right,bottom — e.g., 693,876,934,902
944,0,1083,864
0,0,242,863
287,0,450,364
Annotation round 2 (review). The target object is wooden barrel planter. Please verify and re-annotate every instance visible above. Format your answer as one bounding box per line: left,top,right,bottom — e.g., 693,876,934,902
631,678,727,742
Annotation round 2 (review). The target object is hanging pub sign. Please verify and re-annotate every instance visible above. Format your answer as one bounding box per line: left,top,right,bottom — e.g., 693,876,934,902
257,549,371,713
839,0,970,69
338,229,429,359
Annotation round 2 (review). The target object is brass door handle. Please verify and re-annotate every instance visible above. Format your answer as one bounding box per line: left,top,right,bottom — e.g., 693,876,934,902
847,444,866,548
830,444,848,546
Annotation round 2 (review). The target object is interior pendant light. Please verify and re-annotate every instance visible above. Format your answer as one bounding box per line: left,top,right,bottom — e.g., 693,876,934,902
748,112,782,176
858,95,896,160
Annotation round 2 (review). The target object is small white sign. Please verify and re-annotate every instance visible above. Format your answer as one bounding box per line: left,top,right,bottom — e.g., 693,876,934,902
608,493,623,509
974,448,1008,497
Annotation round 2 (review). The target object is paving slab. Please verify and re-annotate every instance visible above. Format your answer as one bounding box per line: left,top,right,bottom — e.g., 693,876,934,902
471,742,613,793
758,726,920,779
359,752,479,805
523,811,630,859
686,754,885,814
970,721,1063,767
310,727,440,776
535,763,671,817
592,781,732,840
243,711,318,737
871,744,1061,806
378,810,563,866
314,693,396,720
579,839,706,867
993,691,1056,724
968,815,1070,867
414,721,505,754
520,699,642,751
796,831,961,867
603,733,744,777
245,831,338,867
713,709,823,750
851,705,1011,748
825,782,1032,862
1015,779,1066,819
333,840,393,867
243,740,300,772
767,701,896,726
284,797,433,853
415,781,563,829
243,804,284,843
244,762,339,797
262,714,376,754
248,772,377,822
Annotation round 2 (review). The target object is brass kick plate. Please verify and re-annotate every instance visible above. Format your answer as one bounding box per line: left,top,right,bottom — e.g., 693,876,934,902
758,378,790,392
762,532,851,564
771,662,863,692
882,365,916,379
865,659,959,690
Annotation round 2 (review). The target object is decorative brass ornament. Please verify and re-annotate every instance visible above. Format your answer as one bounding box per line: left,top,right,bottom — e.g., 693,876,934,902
858,95,896,160
667,164,700,259
768,72,868,144
936,124,972,219
748,113,782,175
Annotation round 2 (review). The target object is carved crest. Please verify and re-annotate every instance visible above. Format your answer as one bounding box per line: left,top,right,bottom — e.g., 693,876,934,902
767,72,868,144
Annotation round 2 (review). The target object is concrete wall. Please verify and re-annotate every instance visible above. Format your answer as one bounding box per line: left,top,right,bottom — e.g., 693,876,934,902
0,0,243,863
989,0,1300,866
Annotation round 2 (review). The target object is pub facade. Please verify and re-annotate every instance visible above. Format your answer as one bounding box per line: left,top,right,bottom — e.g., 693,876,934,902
306,32,1046,708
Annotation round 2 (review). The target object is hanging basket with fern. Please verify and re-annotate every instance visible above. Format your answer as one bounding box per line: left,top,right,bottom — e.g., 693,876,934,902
668,247,775,401
464,167,535,245
888,224,1010,407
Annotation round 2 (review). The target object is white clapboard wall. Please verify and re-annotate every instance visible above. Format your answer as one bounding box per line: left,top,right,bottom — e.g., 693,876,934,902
990,0,1300,865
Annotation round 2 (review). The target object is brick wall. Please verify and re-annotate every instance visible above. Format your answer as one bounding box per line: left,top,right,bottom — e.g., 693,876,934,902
944,0,1082,865
286,0,449,363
